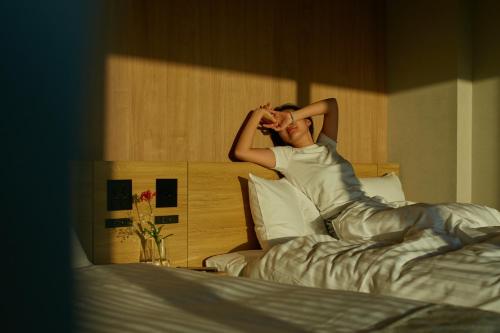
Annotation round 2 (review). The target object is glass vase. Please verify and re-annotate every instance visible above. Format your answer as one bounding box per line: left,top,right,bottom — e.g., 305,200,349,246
139,237,152,263
152,238,170,267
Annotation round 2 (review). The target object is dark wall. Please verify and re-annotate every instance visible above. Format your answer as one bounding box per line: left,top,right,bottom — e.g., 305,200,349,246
0,1,94,331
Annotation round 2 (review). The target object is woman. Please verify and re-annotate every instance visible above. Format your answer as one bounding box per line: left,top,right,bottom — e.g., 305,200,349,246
234,98,500,243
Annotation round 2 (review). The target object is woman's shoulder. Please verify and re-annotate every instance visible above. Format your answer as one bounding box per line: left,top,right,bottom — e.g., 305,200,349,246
268,145,294,173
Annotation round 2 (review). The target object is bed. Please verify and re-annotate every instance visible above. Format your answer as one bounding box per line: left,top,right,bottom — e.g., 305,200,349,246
78,161,500,331
74,263,500,333
242,227,500,312
195,163,500,314
73,229,500,333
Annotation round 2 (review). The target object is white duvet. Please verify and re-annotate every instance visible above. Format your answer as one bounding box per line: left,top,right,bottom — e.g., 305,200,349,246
75,264,500,332
244,200,500,313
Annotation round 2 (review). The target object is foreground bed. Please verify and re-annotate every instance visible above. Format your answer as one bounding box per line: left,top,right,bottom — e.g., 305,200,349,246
73,263,500,333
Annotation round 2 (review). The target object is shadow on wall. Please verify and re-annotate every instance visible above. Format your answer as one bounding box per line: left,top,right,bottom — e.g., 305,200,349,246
386,0,500,92
105,0,385,100
471,0,500,208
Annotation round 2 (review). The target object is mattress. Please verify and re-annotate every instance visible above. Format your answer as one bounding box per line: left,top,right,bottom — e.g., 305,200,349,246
73,264,500,333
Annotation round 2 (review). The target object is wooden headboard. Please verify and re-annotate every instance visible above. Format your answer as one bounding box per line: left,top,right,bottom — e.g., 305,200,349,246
82,161,399,267
187,162,279,267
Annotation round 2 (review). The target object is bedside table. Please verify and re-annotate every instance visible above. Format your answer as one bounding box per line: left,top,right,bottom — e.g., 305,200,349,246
176,266,227,276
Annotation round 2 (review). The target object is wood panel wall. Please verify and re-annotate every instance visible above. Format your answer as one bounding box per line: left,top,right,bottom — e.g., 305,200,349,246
93,161,188,266
95,0,386,163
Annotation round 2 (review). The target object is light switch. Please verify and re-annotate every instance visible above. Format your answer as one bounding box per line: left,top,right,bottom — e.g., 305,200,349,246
155,215,179,224
105,218,132,228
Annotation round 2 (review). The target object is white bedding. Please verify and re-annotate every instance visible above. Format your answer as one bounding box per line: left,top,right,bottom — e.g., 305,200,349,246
205,250,265,276
244,201,500,313
74,263,500,332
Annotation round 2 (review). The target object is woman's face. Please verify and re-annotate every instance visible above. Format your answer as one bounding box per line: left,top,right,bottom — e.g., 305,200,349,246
276,113,312,145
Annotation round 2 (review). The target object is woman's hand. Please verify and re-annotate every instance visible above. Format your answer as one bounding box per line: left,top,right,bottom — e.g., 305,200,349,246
233,102,278,169
262,110,293,131
254,103,276,125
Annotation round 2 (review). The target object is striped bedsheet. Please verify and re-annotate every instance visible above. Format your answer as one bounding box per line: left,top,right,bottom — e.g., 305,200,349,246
73,264,500,332
244,202,500,313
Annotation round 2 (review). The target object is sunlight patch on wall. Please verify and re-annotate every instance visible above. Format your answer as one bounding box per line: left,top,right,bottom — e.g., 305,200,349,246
103,54,297,161
310,82,387,163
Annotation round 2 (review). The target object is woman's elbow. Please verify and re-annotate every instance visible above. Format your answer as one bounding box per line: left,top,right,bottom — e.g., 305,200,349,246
325,98,338,112
234,149,248,161
325,97,337,106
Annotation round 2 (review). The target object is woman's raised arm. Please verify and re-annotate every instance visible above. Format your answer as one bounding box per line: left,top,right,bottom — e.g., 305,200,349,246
319,98,339,141
267,98,339,141
234,104,277,169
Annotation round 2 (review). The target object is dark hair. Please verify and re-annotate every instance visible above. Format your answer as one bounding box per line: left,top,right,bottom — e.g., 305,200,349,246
270,103,314,146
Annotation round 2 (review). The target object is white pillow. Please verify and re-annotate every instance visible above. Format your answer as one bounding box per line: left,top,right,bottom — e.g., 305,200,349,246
205,250,265,276
248,173,326,250
71,227,92,268
359,172,405,202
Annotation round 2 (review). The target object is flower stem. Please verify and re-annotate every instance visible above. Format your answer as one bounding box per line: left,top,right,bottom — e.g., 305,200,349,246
134,200,141,223
155,239,163,266
147,199,152,214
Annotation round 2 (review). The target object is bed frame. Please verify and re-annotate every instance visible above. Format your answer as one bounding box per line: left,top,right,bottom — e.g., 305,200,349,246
80,161,399,267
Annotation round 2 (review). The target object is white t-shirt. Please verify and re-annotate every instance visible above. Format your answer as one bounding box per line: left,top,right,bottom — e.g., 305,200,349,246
269,133,367,220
